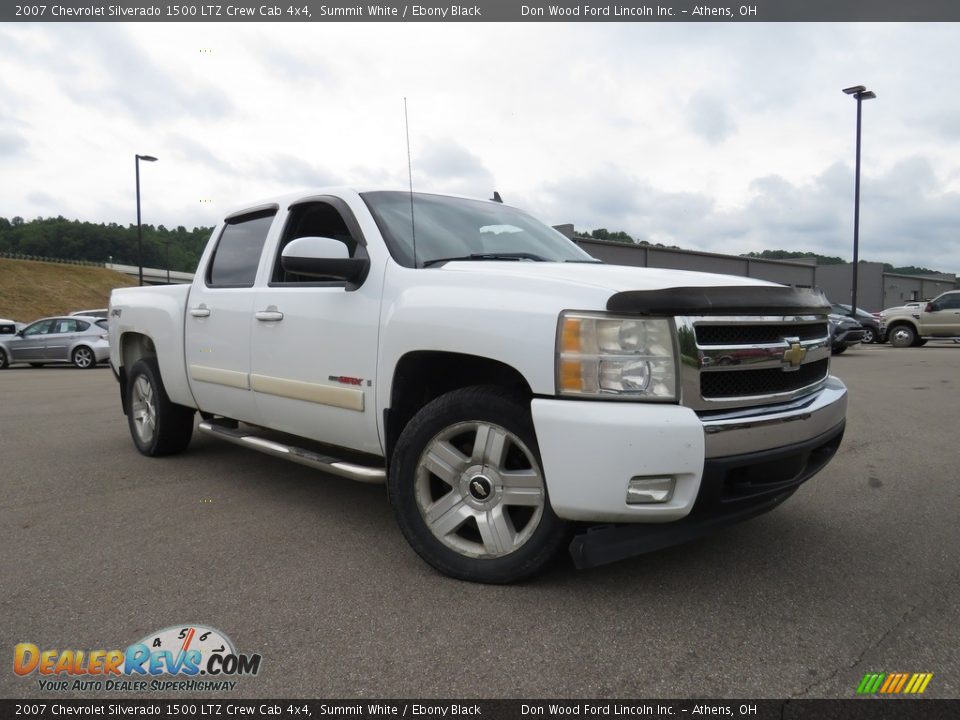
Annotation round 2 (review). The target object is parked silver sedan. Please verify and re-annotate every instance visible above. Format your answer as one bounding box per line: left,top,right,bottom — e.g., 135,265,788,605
0,316,110,369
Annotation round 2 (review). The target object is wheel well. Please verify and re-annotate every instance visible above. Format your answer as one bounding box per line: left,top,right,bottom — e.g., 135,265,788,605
886,320,918,332
118,333,157,414
385,351,532,463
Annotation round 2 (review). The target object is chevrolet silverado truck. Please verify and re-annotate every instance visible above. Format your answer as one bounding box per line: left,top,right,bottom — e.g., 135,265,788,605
109,189,847,583
880,290,960,347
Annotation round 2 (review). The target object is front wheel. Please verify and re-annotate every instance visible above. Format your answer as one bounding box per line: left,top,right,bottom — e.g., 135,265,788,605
389,386,569,584
126,358,195,456
861,328,875,344
888,325,916,348
832,345,846,355
0,348,7,369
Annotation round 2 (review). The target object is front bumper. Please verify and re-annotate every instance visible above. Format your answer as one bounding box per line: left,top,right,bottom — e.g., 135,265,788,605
531,376,847,524
568,421,844,568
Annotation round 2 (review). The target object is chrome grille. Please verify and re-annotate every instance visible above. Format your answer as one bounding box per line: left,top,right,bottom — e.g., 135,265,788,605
696,323,828,346
677,315,832,411
700,359,829,399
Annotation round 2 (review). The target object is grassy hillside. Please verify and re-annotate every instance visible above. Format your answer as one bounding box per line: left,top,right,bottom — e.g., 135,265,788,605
0,258,138,322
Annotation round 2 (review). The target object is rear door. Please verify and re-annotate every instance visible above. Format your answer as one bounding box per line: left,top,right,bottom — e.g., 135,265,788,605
44,318,84,360
183,206,278,423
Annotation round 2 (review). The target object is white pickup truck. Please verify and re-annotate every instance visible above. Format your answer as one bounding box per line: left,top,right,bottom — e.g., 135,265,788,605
109,189,847,583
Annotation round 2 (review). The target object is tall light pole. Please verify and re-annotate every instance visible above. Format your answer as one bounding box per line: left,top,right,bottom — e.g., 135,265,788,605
842,85,876,315
135,154,158,286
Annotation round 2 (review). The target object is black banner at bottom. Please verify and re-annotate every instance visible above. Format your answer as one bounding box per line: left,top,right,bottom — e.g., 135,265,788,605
0,700,957,720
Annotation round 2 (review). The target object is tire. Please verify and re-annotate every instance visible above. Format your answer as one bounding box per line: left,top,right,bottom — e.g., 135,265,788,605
0,348,7,369
72,346,97,369
30,363,44,368
832,346,846,355
388,385,569,584
861,328,875,344
888,324,916,348
126,357,195,456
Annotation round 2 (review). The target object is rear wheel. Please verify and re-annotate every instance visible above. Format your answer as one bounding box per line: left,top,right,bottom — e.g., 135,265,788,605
126,358,195,456
861,328,875,344
72,346,96,369
389,386,569,584
888,325,916,348
0,348,7,369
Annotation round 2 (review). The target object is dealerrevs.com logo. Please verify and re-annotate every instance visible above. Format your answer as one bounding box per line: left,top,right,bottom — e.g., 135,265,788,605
14,624,262,692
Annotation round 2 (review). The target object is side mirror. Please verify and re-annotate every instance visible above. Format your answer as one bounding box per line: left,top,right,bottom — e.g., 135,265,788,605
280,236,369,288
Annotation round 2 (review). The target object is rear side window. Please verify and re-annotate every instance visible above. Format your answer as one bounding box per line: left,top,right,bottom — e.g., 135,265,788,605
207,210,276,287
96,319,109,330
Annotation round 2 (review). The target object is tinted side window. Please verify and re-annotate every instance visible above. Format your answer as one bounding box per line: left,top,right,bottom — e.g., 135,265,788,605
96,319,109,330
271,202,359,284
0,324,15,335
23,320,55,336
937,294,960,310
207,211,276,287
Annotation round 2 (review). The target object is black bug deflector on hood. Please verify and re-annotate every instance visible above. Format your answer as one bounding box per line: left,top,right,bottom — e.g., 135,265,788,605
606,286,831,316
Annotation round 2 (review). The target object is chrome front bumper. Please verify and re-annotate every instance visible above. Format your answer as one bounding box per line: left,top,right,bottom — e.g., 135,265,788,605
700,376,847,458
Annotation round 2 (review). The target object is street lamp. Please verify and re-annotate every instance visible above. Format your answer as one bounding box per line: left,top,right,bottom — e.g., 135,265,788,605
842,85,876,315
135,154,158,286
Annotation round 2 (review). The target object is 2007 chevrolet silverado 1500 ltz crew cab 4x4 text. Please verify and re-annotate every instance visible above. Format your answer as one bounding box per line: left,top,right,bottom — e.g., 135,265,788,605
109,189,848,583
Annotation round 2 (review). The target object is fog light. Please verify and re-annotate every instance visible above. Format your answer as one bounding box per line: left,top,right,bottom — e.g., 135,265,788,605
626,476,675,504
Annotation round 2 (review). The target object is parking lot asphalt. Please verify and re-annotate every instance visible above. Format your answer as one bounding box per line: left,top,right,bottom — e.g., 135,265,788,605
1,343,958,700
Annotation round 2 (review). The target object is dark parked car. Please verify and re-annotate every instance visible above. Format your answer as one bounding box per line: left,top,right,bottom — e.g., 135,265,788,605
831,303,882,344
829,313,865,355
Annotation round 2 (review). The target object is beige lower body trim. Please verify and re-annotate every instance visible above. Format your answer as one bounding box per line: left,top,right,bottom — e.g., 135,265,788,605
250,374,364,412
189,364,250,390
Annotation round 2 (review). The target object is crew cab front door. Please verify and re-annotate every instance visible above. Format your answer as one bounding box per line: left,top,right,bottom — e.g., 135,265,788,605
921,293,960,336
249,199,382,456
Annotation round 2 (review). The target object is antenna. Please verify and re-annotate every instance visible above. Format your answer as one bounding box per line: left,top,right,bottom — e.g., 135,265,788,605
404,97,417,267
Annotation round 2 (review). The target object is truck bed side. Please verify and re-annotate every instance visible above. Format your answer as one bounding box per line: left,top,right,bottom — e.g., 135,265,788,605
109,284,196,409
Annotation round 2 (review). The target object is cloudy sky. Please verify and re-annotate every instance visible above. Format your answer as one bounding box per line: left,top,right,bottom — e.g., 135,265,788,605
1,21,959,273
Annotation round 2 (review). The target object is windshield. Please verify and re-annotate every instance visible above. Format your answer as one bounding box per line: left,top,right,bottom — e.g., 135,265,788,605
360,191,595,268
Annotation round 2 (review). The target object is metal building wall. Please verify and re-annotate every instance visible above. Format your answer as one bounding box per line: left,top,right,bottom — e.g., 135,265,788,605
574,238,817,288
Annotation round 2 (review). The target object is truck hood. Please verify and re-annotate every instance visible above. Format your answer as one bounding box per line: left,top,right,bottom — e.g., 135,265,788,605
435,261,828,316
436,260,778,293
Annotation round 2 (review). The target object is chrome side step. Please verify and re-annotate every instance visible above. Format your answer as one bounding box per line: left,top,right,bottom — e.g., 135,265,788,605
197,420,386,484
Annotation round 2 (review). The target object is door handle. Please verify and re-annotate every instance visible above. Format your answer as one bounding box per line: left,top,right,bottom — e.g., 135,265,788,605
189,305,211,318
255,309,284,322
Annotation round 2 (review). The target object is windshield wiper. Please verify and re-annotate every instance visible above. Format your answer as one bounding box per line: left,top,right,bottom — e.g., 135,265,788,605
422,252,547,268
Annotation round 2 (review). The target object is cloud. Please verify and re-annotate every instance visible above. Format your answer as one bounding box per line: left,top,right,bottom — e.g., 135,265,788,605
536,157,960,273
686,92,736,145
415,138,495,196
0,129,28,158
46,26,234,123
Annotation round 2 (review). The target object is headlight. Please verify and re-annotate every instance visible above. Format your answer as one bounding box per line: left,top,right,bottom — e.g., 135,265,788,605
556,311,677,401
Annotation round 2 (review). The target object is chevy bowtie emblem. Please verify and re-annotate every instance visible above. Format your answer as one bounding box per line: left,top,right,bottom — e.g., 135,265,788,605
782,341,807,369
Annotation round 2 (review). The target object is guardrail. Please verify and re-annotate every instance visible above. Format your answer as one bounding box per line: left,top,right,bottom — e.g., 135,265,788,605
0,251,106,267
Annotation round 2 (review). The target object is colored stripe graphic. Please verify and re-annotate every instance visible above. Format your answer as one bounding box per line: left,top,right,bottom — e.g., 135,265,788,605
858,672,933,695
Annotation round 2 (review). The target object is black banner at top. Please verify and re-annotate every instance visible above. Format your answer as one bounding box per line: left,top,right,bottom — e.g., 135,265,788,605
4,0,960,22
